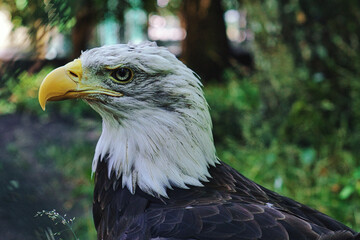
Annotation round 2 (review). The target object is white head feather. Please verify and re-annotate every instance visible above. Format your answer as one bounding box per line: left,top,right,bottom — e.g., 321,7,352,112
80,42,218,197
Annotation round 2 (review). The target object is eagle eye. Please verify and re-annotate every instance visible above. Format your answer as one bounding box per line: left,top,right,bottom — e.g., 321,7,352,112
111,67,133,83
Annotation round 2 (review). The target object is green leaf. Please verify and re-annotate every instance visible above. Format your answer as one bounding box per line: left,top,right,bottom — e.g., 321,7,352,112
339,185,354,200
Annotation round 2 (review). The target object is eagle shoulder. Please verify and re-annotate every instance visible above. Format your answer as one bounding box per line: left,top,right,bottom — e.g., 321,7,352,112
93,159,356,240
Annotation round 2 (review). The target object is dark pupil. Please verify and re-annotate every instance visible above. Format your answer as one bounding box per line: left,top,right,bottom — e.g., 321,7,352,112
117,68,128,79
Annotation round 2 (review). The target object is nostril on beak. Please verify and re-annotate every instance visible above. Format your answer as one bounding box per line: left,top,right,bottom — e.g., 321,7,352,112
69,71,79,78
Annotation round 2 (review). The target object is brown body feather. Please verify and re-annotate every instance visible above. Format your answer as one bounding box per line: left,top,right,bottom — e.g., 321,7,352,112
93,157,358,240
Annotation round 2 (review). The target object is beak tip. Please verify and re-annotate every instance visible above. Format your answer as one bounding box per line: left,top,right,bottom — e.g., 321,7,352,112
38,91,47,111
37,61,82,111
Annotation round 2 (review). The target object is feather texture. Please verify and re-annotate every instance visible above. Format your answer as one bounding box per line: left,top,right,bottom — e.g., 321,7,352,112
81,43,217,197
93,158,357,240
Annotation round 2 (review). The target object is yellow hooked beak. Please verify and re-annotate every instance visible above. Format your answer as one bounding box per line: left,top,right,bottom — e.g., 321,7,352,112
38,59,123,110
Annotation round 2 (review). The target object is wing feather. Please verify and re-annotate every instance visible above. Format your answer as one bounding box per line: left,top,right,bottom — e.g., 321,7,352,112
93,159,358,240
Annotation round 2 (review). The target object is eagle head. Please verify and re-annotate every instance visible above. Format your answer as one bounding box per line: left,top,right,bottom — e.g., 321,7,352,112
39,42,217,197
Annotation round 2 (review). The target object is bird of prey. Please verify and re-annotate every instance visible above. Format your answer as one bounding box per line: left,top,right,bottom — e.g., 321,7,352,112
38,42,358,240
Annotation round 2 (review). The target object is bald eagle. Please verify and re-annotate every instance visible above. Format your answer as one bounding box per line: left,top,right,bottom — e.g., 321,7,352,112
38,42,358,240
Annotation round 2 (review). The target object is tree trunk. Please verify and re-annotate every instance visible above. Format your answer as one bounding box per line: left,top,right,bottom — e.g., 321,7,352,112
180,0,229,82
71,0,99,59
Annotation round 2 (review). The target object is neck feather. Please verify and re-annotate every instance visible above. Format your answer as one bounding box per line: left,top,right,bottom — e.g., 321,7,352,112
91,107,218,197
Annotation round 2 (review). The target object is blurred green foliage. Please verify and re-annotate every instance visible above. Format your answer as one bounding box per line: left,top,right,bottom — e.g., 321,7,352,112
2,0,75,31
39,138,97,239
206,70,360,230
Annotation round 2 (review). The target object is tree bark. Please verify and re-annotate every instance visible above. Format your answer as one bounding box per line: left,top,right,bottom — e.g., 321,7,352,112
180,0,229,82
